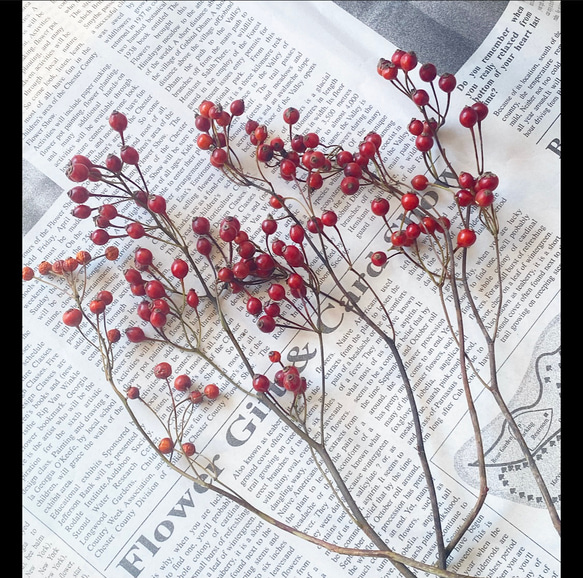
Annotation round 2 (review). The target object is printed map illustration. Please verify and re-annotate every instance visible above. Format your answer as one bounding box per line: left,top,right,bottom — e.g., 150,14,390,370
454,315,561,509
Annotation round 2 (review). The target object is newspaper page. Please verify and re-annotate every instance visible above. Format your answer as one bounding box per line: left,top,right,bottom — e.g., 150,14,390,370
22,1,560,577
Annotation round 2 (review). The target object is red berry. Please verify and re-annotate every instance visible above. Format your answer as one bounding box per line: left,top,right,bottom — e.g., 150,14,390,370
371,197,390,216
149,309,167,328
303,132,319,149
252,374,270,393
289,224,305,244
370,251,387,267
358,140,376,160
321,210,338,227
472,101,489,122
190,390,204,404
195,114,212,132
307,171,324,190
230,99,245,116
391,231,408,247
405,222,421,240
457,228,477,248
89,299,106,315
204,383,220,400
210,147,228,168
476,172,499,191
126,327,147,343
174,374,192,392
438,73,457,93
401,193,419,211
197,133,214,150
246,297,263,316
198,100,214,118
280,158,297,178
475,188,494,207
419,62,437,82
62,308,83,327
171,258,189,279
458,172,475,189
408,119,424,136
283,107,300,125
336,150,353,167
153,362,172,379
415,134,434,152
340,176,359,195
182,442,196,457
271,239,286,257
71,205,92,219
120,145,140,165
68,186,90,203
268,283,286,301
192,216,211,235
127,386,140,399
456,189,474,207
282,244,304,267
421,216,438,235
66,161,89,183
186,289,199,309
412,89,430,107
261,217,278,236
365,132,382,149
400,51,418,72
411,175,429,191
281,366,301,392
148,194,167,214
264,302,280,317
257,144,274,162
459,106,478,128
109,111,128,133
343,162,363,179
107,328,121,343
196,237,212,256
145,279,166,299
158,438,174,454
90,229,110,246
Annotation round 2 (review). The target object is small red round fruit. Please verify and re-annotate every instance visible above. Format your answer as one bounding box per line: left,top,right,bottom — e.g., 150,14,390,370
246,297,263,316
153,362,172,379
419,62,437,82
370,251,387,267
257,315,276,333
66,161,90,183
391,231,408,247
401,193,419,211
174,374,192,392
107,328,121,343
126,327,147,343
412,89,430,107
343,161,363,179
186,289,199,309
399,51,418,72
120,145,140,165
371,197,390,217
459,106,478,128
289,224,305,244
109,110,128,133
405,223,422,240
171,258,189,279
196,133,214,150
158,438,174,454
204,383,220,400
230,99,245,116
475,188,495,207
182,442,196,457
456,189,474,207
411,175,429,191
408,119,424,136
415,134,434,152
196,237,212,256
336,150,353,167
283,107,300,125
340,176,360,195
280,158,297,178
476,172,499,191
22,266,34,281
252,374,271,393
191,216,211,235
307,171,324,190
472,101,489,122
458,172,475,189
282,244,304,267
210,147,228,168
148,194,167,214
268,350,281,363
90,229,110,246
457,228,477,248
126,386,140,399
62,308,83,327
438,73,457,93
89,299,106,315
321,210,338,227
68,186,90,203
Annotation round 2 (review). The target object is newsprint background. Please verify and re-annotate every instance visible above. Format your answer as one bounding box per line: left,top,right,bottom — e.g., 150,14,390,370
23,2,560,578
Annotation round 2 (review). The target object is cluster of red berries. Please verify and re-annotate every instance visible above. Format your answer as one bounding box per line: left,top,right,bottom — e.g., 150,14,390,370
66,111,169,247
126,361,219,456
22,247,122,340
121,246,200,338
252,350,306,397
